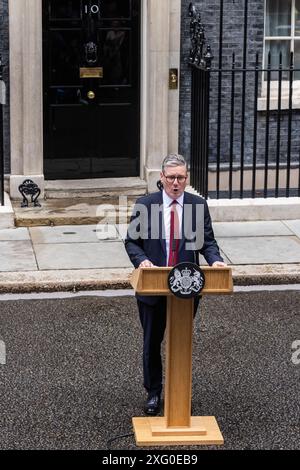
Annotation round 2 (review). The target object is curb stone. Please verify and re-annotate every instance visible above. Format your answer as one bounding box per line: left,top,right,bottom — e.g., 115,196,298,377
0,265,299,294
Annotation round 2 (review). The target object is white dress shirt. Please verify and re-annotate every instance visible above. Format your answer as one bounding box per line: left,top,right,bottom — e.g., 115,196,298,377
162,190,184,264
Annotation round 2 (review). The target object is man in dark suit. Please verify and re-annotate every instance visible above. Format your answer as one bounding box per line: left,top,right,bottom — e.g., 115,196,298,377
125,154,225,415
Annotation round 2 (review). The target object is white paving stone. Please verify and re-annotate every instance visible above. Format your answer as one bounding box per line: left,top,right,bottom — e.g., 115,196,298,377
214,221,293,238
283,220,300,238
0,241,38,272
29,224,120,244
218,236,300,264
0,228,30,241
34,241,132,270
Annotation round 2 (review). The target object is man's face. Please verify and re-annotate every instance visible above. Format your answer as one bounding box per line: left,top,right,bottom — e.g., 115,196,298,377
160,165,188,199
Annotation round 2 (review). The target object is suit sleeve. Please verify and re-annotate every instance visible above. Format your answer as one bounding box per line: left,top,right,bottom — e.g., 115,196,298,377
199,199,223,265
124,201,148,268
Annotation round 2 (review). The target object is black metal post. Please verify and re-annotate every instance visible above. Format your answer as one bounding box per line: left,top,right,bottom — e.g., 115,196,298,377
196,68,201,191
286,52,294,197
275,52,282,198
216,0,224,199
229,53,235,199
0,55,4,206
204,68,210,199
188,3,212,198
264,52,271,198
251,53,259,198
198,68,203,192
239,0,249,198
190,67,195,188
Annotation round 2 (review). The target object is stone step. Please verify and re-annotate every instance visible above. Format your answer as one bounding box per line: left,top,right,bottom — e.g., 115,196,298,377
45,177,147,199
12,197,137,227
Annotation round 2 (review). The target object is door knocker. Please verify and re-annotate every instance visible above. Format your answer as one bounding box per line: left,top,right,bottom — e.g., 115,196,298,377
85,41,98,65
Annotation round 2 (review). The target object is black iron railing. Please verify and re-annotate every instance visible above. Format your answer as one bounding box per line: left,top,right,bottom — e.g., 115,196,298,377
189,3,212,198
189,1,300,199
0,55,4,206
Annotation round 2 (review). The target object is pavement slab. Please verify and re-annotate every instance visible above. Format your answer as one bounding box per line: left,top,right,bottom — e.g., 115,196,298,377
0,241,38,272
34,241,132,270
218,236,300,264
29,225,120,244
0,228,30,241
214,221,293,237
283,220,300,238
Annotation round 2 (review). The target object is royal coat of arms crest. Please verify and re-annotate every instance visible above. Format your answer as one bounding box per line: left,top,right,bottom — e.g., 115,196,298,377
168,263,205,299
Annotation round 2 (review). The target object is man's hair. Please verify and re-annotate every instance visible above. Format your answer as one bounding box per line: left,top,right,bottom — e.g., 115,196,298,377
161,153,187,172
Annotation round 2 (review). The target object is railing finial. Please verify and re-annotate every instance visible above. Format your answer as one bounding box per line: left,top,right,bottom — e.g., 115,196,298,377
188,3,213,70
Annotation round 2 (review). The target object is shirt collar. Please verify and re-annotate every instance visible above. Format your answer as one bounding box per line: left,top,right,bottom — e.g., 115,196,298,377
162,190,184,208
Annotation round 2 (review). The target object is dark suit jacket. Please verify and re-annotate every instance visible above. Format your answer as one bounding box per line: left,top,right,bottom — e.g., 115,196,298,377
125,190,223,305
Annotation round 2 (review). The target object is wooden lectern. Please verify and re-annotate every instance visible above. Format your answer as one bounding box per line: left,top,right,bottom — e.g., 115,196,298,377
130,266,233,446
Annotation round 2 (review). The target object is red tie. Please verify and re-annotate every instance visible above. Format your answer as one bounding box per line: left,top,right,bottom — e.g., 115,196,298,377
168,200,180,266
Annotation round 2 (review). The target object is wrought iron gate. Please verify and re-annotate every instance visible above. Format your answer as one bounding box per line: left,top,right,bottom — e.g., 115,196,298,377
189,1,300,199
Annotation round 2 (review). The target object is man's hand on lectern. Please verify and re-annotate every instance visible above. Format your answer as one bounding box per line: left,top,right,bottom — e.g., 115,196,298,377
139,260,155,268
212,261,227,267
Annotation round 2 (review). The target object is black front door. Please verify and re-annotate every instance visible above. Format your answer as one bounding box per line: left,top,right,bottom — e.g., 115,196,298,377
43,0,140,179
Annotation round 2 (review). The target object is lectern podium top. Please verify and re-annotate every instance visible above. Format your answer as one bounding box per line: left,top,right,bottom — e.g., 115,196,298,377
131,266,233,296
